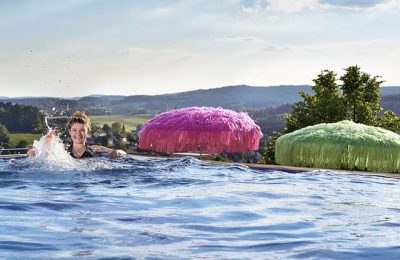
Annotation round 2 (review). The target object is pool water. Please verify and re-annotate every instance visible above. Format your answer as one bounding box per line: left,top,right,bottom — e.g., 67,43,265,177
1,155,400,259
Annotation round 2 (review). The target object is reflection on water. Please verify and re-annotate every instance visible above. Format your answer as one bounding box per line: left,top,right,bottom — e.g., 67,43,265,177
0,156,400,258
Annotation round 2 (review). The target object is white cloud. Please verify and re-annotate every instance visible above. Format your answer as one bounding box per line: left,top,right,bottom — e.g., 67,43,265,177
319,0,400,10
242,0,400,13
261,44,324,52
153,6,172,16
213,36,264,43
118,47,199,61
266,0,319,12
242,0,265,13
241,0,320,13
262,45,292,52
357,0,400,11
320,0,384,8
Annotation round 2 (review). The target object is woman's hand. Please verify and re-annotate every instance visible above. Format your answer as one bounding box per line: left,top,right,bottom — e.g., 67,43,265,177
44,130,56,144
26,148,37,158
109,149,127,159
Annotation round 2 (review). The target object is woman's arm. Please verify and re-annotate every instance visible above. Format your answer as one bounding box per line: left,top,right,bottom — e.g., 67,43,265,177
89,145,126,159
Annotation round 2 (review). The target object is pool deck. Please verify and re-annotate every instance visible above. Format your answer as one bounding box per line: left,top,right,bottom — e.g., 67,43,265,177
0,154,27,158
241,162,400,180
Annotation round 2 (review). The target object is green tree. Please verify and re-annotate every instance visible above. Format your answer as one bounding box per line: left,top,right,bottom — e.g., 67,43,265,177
340,65,383,124
111,122,122,136
377,110,400,133
126,132,137,145
0,123,10,147
0,102,45,133
285,70,346,132
113,140,127,151
285,92,316,132
285,66,384,133
258,137,268,159
312,70,346,123
120,124,127,136
102,123,112,135
263,131,282,164
96,135,109,146
16,140,29,148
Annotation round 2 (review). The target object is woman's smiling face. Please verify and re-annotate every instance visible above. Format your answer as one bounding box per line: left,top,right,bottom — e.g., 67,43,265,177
69,122,88,145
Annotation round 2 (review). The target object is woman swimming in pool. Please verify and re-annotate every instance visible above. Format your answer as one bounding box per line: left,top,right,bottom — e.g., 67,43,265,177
27,111,126,159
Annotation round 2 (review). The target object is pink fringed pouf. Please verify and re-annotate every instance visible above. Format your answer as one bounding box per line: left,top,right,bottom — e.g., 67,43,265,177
138,106,263,153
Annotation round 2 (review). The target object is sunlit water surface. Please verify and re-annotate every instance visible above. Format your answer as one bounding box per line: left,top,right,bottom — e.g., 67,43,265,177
1,156,400,259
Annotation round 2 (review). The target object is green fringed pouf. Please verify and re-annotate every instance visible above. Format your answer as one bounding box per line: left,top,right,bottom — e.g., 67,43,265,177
275,120,400,173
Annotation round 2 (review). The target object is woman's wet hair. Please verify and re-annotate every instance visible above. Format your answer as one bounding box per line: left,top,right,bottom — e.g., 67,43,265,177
68,111,91,131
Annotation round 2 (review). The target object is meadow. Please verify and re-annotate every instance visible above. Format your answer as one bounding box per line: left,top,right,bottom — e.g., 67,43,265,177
89,114,153,131
9,133,42,147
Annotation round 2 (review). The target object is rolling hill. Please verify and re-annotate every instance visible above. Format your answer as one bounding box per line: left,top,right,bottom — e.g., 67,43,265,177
1,85,400,115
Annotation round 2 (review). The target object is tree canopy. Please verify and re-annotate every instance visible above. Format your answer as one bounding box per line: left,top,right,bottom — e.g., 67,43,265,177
0,123,10,146
285,66,397,133
286,70,346,132
102,123,112,135
0,102,46,133
340,66,383,124
111,122,122,136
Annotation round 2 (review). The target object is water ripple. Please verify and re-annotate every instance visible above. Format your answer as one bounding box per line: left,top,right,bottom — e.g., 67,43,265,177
0,241,57,251
194,240,314,252
181,221,314,233
1,156,400,259
0,202,32,211
30,202,81,211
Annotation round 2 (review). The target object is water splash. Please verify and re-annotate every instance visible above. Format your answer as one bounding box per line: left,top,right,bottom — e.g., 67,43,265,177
9,155,116,172
44,116,52,131
29,131,77,170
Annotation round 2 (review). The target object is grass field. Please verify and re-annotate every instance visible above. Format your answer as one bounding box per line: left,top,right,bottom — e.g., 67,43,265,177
9,133,42,147
90,114,153,131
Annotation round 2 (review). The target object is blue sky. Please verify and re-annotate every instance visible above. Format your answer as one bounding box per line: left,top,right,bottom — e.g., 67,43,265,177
1,0,399,97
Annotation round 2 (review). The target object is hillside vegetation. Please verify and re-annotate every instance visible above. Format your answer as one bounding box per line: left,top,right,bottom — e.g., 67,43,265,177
9,133,42,147
90,115,152,131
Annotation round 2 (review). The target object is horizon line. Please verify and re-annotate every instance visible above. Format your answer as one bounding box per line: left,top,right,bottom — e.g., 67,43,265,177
1,84,400,99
